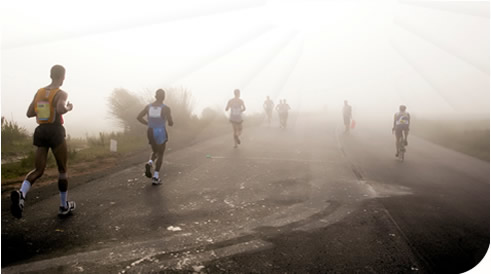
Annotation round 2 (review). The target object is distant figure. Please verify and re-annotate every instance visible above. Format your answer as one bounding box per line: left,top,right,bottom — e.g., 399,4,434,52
276,99,291,128
137,89,174,185
342,100,352,132
226,89,246,148
11,65,75,218
392,105,410,157
263,96,274,126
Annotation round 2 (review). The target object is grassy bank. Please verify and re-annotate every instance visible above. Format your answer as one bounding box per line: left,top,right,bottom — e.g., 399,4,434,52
412,119,489,161
1,132,148,180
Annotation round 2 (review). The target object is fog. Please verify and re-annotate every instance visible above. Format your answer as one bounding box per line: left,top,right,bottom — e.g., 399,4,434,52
1,0,489,137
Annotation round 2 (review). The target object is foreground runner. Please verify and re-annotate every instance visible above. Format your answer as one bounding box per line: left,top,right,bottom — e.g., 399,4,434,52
11,65,75,218
263,96,274,125
137,89,174,185
225,89,246,148
392,105,410,157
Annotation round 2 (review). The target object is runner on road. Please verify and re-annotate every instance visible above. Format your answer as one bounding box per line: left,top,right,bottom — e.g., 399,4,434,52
137,89,174,185
342,100,352,133
263,96,274,126
226,89,246,148
11,64,76,218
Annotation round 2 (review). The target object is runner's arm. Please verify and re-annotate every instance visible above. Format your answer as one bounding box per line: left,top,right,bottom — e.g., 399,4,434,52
392,114,396,132
241,100,246,112
225,100,230,111
56,91,73,115
136,106,149,125
164,106,174,127
26,94,36,118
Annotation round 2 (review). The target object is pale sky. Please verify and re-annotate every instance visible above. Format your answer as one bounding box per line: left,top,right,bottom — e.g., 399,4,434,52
1,0,489,137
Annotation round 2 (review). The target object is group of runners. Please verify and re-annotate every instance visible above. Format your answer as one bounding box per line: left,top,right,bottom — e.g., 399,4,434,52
10,65,410,219
263,97,291,128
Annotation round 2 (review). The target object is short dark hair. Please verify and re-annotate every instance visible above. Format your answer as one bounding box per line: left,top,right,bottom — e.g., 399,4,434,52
50,65,65,80
155,89,166,100
399,105,407,111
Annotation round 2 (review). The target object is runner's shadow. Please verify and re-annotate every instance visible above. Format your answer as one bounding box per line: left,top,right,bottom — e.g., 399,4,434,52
143,182,173,230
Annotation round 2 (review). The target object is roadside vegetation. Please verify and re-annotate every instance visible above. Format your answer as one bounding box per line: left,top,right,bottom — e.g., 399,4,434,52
1,87,265,183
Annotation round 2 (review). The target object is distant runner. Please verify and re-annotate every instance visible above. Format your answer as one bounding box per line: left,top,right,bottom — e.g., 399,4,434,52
11,65,76,218
276,99,291,128
392,105,410,158
263,96,274,125
225,89,246,148
137,89,174,185
342,100,352,133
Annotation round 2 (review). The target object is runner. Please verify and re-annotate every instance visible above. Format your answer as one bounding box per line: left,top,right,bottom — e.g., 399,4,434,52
137,89,174,185
11,64,76,218
225,89,246,148
342,100,352,133
281,99,291,128
392,105,410,158
276,99,291,128
263,96,274,126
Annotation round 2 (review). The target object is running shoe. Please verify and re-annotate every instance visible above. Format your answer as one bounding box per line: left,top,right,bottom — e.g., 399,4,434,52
395,152,399,157
152,177,162,185
404,140,408,146
58,201,76,216
145,163,152,178
11,190,24,219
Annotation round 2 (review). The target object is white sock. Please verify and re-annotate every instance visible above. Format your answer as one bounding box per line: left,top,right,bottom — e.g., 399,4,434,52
148,160,153,166
20,180,31,198
60,192,67,207
154,171,159,178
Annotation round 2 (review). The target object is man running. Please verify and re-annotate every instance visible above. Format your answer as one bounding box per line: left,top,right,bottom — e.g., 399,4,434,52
11,64,75,218
276,99,291,128
392,105,410,157
263,96,274,125
225,89,246,148
342,100,352,132
281,99,291,128
137,89,174,185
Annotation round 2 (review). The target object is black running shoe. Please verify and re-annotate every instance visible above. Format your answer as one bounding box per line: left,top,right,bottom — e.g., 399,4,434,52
11,190,24,219
145,163,152,178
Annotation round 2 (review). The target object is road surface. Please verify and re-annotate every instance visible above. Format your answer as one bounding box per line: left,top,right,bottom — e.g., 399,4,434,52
2,114,489,273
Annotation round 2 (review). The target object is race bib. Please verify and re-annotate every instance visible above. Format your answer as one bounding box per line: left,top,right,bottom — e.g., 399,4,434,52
37,101,50,120
149,106,161,118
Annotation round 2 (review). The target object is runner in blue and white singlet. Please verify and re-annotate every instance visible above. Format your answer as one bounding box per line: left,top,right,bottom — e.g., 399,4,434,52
137,89,174,185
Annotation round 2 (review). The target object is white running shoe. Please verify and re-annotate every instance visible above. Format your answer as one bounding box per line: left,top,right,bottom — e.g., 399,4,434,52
152,177,162,185
59,201,76,216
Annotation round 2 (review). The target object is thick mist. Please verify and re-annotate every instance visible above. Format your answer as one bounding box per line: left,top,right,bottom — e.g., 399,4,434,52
1,0,489,137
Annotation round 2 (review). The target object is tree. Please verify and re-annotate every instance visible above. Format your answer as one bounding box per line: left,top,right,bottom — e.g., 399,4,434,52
107,88,145,133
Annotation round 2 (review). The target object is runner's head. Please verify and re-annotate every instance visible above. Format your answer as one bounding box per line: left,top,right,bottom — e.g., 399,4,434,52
399,105,407,112
155,89,166,102
234,89,240,98
50,65,65,85
344,100,348,105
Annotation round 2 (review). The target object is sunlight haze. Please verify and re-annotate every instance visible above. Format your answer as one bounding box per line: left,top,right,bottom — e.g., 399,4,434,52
1,0,489,137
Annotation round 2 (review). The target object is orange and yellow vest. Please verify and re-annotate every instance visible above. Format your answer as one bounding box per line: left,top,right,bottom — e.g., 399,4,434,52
34,88,60,124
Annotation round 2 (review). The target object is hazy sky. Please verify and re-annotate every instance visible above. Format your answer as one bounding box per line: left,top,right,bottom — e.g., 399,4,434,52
1,0,489,136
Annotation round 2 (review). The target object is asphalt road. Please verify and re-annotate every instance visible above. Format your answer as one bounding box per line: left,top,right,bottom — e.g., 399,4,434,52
2,114,489,273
